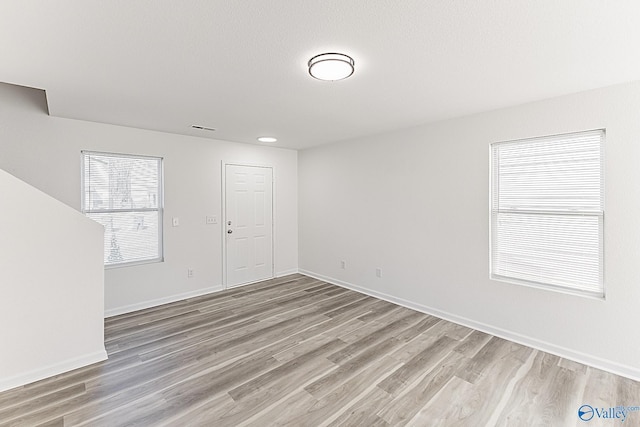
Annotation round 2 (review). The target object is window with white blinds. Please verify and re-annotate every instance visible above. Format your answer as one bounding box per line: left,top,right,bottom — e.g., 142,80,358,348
82,151,163,267
490,130,604,297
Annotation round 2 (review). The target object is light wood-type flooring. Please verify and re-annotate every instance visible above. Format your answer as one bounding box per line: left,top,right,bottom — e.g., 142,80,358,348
1,274,639,426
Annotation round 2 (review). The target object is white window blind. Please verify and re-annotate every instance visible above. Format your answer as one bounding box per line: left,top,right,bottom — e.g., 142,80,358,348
82,151,163,267
490,130,604,296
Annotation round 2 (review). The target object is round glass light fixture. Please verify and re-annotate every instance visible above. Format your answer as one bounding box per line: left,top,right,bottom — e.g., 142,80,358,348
257,136,277,143
308,53,354,81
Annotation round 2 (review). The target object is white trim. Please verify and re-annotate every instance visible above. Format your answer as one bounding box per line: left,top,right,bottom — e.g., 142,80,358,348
221,161,275,289
489,274,605,301
104,257,164,270
489,129,605,297
106,272,302,318
299,269,640,382
226,277,267,289
272,168,278,284
221,161,227,288
105,285,223,317
0,349,108,393
81,151,165,267
81,150,164,161
276,268,299,277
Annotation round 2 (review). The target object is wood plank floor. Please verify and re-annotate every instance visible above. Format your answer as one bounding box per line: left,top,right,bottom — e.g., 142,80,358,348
1,274,639,426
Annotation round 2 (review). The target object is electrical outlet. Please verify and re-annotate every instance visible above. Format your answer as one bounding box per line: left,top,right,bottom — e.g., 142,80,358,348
340,260,346,269
376,268,382,278
187,269,194,278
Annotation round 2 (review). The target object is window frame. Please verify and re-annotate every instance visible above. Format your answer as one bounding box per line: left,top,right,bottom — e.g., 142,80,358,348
489,129,605,298
81,150,164,268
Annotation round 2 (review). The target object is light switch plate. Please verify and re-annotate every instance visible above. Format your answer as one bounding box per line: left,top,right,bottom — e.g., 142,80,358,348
206,216,218,224
172,217,179,227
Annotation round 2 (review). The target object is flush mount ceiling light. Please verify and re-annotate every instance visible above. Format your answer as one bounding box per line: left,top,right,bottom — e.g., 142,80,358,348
308,53,355,81
257,136,277,143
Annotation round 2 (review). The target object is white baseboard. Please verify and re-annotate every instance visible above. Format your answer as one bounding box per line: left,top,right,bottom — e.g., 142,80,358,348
299,269,640,382
0,349,108,394
105,273,303,318
276,268,299,277
105,285,224,318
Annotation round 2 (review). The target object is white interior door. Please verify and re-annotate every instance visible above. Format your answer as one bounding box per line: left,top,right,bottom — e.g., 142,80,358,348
225,164,273,288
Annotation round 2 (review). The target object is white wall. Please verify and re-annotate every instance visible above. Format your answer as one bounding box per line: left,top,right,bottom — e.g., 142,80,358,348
0,83,298,316
0,168,106,392
299,80,640,379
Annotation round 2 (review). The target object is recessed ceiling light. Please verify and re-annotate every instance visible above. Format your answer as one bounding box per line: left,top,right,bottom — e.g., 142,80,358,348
257,136,277,143
308,53,355,81
191,125,216,132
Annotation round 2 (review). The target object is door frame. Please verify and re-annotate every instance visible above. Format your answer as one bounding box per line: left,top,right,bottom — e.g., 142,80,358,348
221,161,276,289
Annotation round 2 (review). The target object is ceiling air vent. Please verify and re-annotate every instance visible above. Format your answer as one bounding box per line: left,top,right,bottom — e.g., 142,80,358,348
191,125,216,132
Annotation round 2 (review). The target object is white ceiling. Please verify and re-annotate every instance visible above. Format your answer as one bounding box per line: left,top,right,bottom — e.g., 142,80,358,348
2,1,640,150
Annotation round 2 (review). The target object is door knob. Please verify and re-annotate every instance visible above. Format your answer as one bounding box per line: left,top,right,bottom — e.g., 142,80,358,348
227,229,233,234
